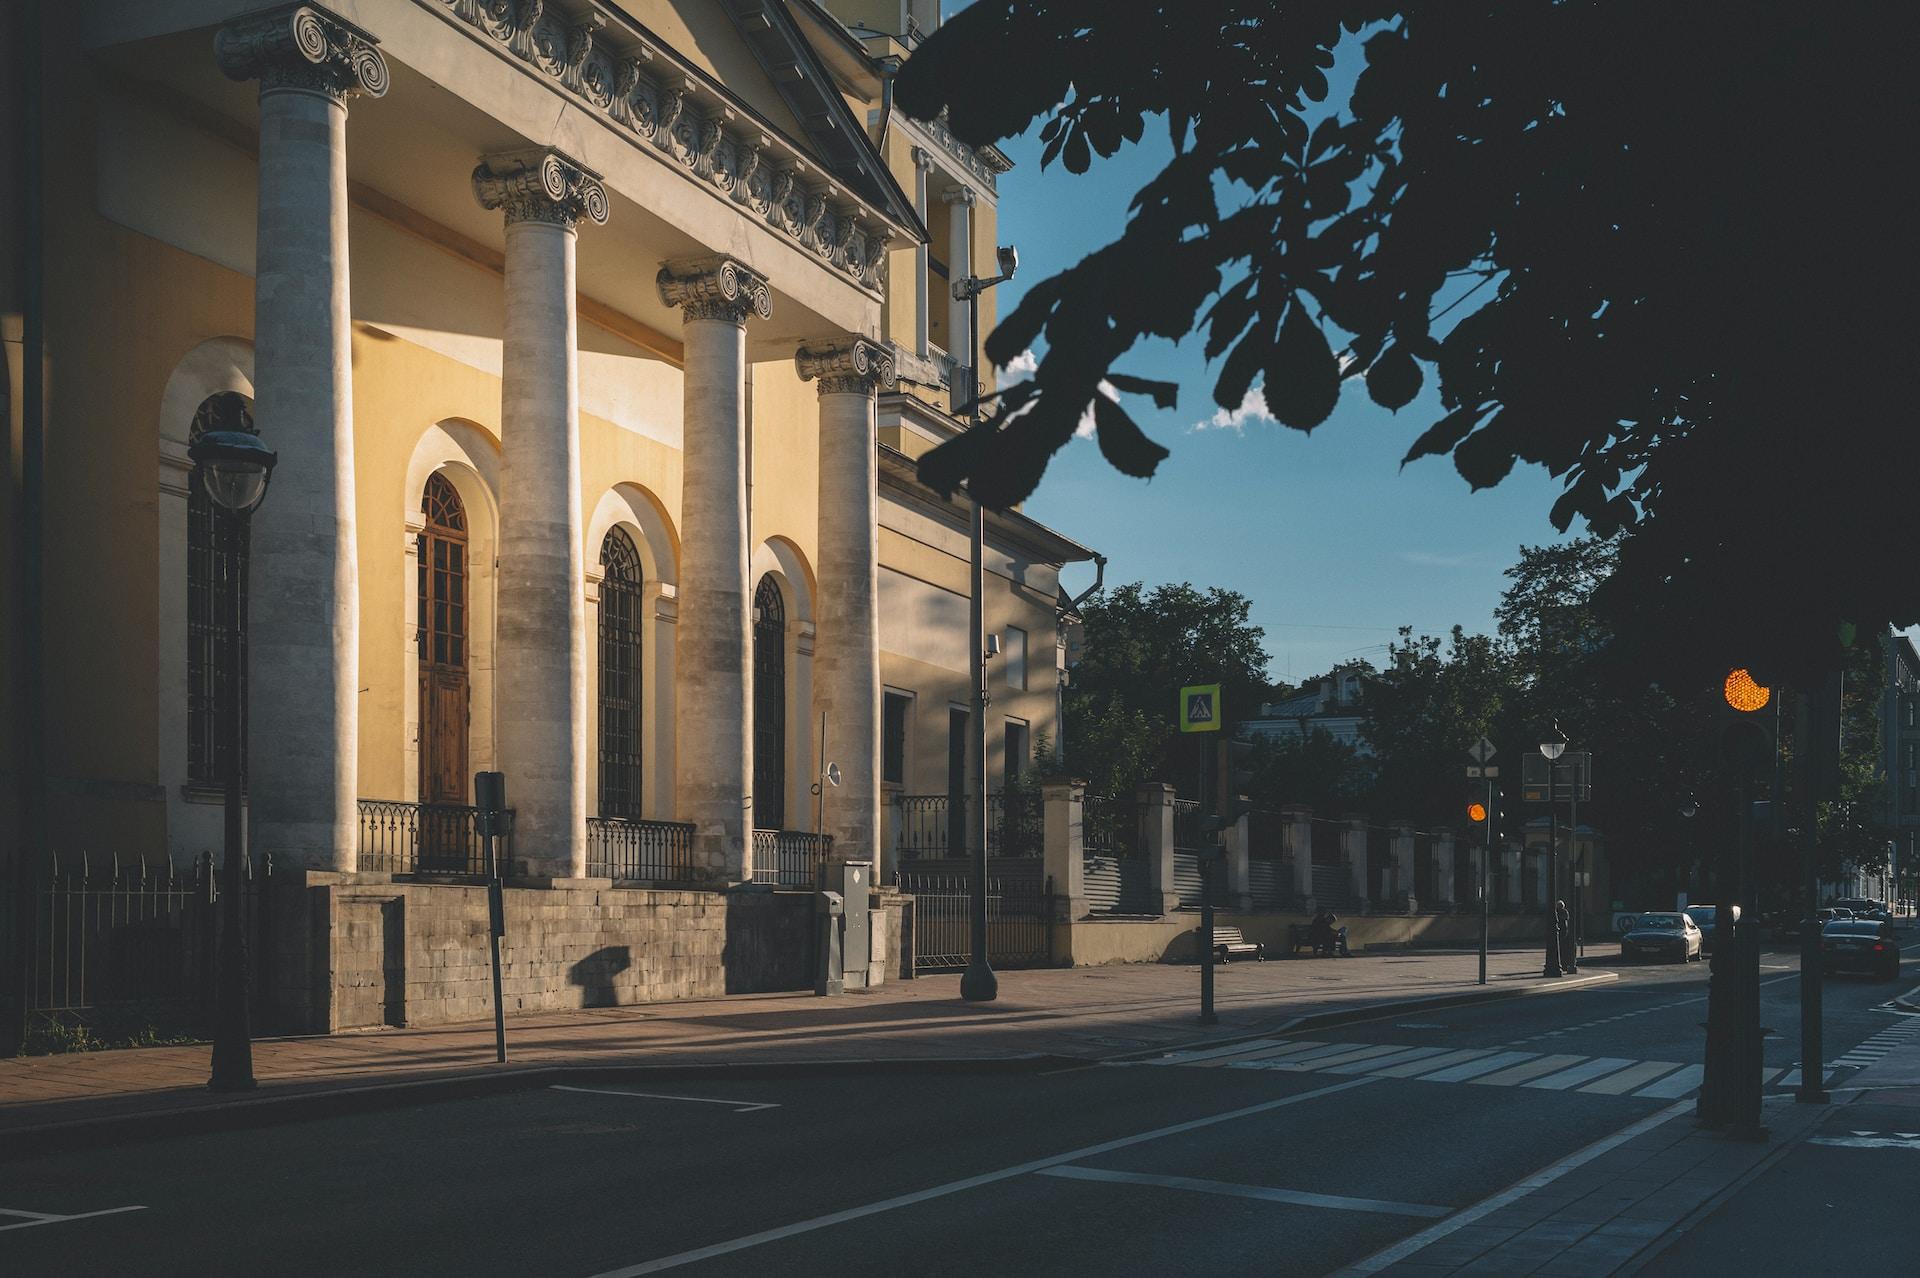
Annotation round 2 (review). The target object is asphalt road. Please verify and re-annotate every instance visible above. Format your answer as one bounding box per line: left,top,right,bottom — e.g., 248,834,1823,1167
3,943,1913,1278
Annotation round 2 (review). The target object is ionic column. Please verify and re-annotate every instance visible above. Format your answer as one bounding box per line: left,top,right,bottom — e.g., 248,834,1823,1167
474,150,608,880
942,185,974,369
658,257,772,882
216,4,387,873
797,336,895,876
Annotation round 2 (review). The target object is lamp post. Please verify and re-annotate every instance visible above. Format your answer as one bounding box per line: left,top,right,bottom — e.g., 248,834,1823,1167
1539,732,1567,978
190,429,277,1092
1680,797,1697,907
954,243,1018,1004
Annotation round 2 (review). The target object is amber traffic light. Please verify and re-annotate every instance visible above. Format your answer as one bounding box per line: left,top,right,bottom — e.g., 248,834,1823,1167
1717,668,1776,772
1466,801,1488,824
1723,668,1770,713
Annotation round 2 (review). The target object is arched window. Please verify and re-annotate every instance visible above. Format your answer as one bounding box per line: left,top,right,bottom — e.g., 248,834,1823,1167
417,474,470,810
186,391,256,789
752,574,786,830
598,527,645,818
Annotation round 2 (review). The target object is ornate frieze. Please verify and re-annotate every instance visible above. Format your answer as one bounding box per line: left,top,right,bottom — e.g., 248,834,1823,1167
657,256,773,326
431,0,891,295
922,109,1011,195
473,149,610,229
216,3,389,103
796,337,896,397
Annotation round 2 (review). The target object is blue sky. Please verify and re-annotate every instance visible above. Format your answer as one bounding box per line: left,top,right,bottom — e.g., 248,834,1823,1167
952,21,1578,689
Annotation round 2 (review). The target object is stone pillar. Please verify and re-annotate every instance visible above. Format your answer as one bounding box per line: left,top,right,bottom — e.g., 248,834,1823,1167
911,147,934,357
797,337,895,872
1225,810,1253,913
658,257,772,882
1433,829,1456,908
1140,783,1178,916
1344,818,1369,909
1390,823,1416,911
1042,778,1086,923
942,185,974,369
473,150,608,879
1284,806,1314,906
217,5,387,872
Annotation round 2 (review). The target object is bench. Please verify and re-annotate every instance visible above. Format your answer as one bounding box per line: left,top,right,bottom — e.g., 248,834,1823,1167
1206,926,1265,962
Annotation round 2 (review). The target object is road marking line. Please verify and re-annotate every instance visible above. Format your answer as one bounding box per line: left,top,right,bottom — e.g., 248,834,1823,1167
582,1076,1381,1276
1525,1057,1637,1091
1331,1098,1696,1276
1191,1039,1336,1067
1415,1050,1537,1083
1160,1038,1292,1065
1210,1041,1361,1069
1253,1043,1408,1072
1633,1063,1706,1098
1367,1047,1493,1078
1035,1165,1451,1218
1809,1135,1920,1150
1470,1054,1588,1087
1320,1046,1450,1075
0,1206,146,1233
1578,1060,1684,1095
548,1085,779,1113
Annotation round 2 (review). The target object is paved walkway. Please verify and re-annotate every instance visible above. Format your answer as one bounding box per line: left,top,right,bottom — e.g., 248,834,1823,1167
1,948,1604,1137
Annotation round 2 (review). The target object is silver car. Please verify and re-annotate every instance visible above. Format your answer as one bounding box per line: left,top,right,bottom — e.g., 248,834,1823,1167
1620,912,1704,963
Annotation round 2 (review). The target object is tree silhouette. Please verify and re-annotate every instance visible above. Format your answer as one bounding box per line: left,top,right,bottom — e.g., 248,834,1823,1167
896,2,1915,685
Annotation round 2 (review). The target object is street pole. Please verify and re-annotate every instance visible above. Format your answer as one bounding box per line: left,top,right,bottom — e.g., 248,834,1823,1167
1568,765,1581,972
959,286,996,1004
1797,684,1831,1104
1544,753,1563,978
1199,844,1217,1025
208,505,255,1091
1480,776,1493,986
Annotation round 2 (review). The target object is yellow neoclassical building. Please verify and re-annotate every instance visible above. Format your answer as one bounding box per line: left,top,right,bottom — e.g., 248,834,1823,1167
2,0,1094,1028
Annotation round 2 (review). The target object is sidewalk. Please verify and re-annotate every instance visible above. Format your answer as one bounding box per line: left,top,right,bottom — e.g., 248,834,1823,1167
1,948,1609,1147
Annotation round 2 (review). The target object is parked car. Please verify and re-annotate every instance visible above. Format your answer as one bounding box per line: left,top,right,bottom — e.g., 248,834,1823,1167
1620,912,1704,963
1834,898,1889,921
1820,919,1903,980
1685,904,1740,953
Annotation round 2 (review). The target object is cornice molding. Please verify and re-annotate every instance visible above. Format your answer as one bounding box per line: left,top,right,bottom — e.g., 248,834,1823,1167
429,0,894,296
216,3,389,103
657,256,773,326
473,148,609,229
921,109,1011,195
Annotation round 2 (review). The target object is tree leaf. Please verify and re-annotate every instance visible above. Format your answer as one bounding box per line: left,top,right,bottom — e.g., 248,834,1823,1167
1104,372,1180,410
1366,344,1424,410
1091,393,1171,478
1401,402,1489,466
1263,299,1341,429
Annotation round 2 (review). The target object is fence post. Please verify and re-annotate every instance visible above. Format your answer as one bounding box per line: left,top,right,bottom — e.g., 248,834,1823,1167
1344,818,1369,912
1433,829,1456,909
1391,822,1416,913
1284,807,1314,909
1225,810,1252,913
196,851,217,1021
1139,783,1179,916
1504,842,1525,911
1042,778,1085,925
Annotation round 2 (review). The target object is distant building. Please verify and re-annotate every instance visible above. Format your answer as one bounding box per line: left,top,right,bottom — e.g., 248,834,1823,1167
1242,665,1374,756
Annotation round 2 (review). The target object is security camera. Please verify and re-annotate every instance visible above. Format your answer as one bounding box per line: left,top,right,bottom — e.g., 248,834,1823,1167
996,245,1018,278
985,633,1002,658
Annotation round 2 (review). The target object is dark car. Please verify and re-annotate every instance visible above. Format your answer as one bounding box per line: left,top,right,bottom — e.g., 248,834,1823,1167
1685,904,1740,953
1820,919,1903,980
1620,912,1703,963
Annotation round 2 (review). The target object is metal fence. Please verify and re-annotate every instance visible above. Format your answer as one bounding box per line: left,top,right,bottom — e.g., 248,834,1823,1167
357,799,512,877
751,829,833,887
1081,794,1142,859
899,872,1054,971
6,850,275,1045
892,793,1044,859
587,817,698,884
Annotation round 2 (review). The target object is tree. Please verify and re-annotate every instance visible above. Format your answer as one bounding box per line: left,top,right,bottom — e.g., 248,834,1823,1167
1062,581,1273,796
1361,626,1512,827
896,2,1916,687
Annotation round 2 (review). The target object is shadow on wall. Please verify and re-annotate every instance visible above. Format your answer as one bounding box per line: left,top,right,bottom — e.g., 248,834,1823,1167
569,946,633,1007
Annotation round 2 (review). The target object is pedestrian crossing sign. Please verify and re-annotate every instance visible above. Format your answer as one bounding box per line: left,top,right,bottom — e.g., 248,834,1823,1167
1180,684,1221,733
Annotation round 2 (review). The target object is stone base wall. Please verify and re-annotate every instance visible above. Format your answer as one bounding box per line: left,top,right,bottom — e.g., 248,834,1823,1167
1055,909,1551,967
266,874,904,1033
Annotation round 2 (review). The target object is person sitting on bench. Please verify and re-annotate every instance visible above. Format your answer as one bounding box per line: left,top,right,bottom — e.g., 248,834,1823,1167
1311,910,1350,957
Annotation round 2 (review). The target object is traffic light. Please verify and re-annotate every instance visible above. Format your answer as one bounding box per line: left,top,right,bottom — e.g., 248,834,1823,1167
1716,668,1777,774
1465,775,1489,831
1202,738,1257,832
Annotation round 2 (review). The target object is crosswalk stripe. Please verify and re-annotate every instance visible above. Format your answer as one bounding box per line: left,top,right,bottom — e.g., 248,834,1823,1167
1416,1051,1537,1083
1322,1046,1451,1076
1525,1057,1638,1091
1367,1048,1493,1078
1224,1041,1369,1069
1161,1039,1289,1065
1579,1061,1683,1095
1471,1054,1589,1087
1633,1063,1706,1098
1210,1040,1351,1066
1256,1044,1411,1072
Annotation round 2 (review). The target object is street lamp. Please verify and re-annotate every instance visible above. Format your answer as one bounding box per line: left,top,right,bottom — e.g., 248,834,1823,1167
954,243,1017,1004
1679,796,1697,907
1539,729,1567,978
190,428,276,1092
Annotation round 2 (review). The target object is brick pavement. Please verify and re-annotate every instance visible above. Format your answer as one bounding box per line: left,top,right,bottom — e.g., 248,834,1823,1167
1,948,1608,1138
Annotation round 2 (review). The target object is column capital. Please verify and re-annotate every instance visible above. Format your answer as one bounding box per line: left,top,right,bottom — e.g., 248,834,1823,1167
473,149,609,230
657,256,773,325
911,146,937,173
940,184,977,207
796,336,896,397
216,3,388,103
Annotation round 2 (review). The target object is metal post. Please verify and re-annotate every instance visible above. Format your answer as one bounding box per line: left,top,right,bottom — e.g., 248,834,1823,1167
1797,685,1829,1104
1569,770,1581,971
487,833,506,1064
1544,755,1563,977
1480,778,1492,986
209,507,256,1091
1199,845,1217,1024
959,287,996,1003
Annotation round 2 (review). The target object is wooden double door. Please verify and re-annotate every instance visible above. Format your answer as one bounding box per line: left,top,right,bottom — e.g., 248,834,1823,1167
419,475,470,866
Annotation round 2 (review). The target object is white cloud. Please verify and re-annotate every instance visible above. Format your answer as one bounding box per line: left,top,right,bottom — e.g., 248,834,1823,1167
1192,385,1277,433
1077,380,1118,439
1003,348,1039,377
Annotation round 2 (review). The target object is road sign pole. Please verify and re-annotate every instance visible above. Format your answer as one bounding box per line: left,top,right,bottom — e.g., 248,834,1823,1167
1199,846,1216,1025
1482,775,1493,986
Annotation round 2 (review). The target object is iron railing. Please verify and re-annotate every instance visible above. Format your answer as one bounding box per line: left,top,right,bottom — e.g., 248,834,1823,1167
892,793,1045,859
901,872,1054,971
1173,798,1206,853
1081,794,1142,858
587,817,697,884
357,799,511,877
751,829,833,887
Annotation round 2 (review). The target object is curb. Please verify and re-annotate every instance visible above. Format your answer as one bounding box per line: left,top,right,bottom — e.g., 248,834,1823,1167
0,1053,1086,1162
1103,969,1620,1063
1893,982,1920,1014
